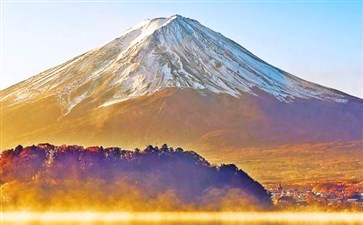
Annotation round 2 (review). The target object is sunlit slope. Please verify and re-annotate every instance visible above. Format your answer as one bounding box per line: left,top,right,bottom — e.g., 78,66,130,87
2,88,362,149
1,15,362,183
0,15,351,109
2,88,363,184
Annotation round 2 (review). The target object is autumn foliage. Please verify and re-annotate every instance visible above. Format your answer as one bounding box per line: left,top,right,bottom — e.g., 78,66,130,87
0,143,271,211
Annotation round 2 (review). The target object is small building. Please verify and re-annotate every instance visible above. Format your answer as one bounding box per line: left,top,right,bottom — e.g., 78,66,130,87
277,196,296,208
347,193,361,203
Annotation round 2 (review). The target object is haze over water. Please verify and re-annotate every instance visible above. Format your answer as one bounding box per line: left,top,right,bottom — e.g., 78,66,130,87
2,222,360,225
2,212,363,225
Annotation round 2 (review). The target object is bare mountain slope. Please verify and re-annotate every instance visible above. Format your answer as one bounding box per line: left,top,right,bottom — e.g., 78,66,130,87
1,15,351,109
1,15,362,183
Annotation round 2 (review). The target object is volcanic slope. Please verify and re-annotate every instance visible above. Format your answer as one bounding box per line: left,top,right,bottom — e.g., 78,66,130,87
1,15,362,183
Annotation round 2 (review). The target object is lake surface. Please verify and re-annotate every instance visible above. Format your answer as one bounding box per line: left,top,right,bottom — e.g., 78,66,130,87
2,212,363,225
3,223,362,225
2,222,361,225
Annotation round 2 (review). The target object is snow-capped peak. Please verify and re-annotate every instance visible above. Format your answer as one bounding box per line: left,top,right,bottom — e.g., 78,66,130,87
2,15,349,112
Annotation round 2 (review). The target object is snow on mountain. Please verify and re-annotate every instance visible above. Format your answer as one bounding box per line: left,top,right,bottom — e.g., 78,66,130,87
1,15,349,112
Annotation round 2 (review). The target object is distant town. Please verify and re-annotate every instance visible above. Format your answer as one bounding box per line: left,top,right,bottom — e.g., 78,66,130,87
269,183,363,210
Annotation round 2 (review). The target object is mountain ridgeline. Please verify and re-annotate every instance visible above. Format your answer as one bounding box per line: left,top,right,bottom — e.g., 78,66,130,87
0,15,362,183
0,143,271,211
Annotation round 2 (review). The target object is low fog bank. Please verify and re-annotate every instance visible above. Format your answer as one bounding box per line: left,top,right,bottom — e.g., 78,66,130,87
1,143,271,211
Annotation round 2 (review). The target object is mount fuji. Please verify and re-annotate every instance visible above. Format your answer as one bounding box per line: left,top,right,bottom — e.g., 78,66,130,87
1,15,362,182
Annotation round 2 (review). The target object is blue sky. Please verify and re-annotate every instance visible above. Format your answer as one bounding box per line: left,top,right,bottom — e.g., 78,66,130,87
1,1,362,98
